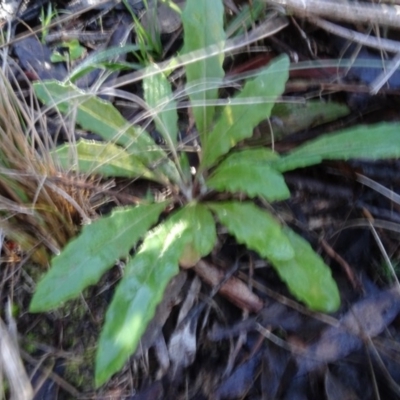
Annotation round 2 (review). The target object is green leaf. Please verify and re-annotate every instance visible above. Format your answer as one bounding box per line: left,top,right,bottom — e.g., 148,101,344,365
179,202,216,267
143,64,179,148
178,151,192,185
52,139,159,180
270,228,340,312
275,123,400,172
29,202,168,312
200,55,290,170
206,148,290,201
273,101,349,138
249,100,350,145
51,39,85,63
34,80,181,185
95,206,196,386
68,44,142,82
50,39,86,62
50,51,67,63
208,202,340,313
208,201,294,262
182,0,226,136
225,0,265,37
67,39,86,60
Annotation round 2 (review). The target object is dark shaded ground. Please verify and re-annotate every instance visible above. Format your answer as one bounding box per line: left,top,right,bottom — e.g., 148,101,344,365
1,0,400,399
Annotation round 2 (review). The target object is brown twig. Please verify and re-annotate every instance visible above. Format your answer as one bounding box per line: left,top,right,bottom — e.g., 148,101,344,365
305,16,400,54
194,260,264,313
320,238,362,291
267,0,400,29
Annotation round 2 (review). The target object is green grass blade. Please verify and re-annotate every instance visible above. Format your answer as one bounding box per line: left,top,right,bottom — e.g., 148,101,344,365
208,201,294,262
34,80,181,185
270,227,340,312
143,64,179,149
206,148,290,201
182,0,226,136
95,206,199,386
225,0,265,38
29,202,168,312
126,0,162,59
200,55,289,170
68,45,143,82
52,139,160,180
275,123,400,172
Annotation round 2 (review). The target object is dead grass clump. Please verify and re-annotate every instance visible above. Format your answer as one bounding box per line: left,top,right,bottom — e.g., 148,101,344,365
0,70,94,265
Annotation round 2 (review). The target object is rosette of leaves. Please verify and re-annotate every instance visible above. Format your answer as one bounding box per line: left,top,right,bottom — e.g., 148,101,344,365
30,0,400,387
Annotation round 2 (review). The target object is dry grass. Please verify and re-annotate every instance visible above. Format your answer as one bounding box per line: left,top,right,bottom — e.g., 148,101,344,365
0,68,95,265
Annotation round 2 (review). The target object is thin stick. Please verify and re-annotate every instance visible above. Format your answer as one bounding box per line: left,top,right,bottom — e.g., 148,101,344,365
369,221,400,289
370,52,400,94
266,0,400,29
356,173,400,206
320,239,362,291
306,16,400,54
0,318,33,400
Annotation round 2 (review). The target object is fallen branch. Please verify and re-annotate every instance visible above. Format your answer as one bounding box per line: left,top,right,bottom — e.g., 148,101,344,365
266,0,400,29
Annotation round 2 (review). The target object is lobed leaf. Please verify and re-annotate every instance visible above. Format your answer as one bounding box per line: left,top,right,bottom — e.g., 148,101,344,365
275,123,400,172
52,139,159,180
206,148,290,201
209,202,340,313
34,80,180,185
270,227,340,312
29,202,168,312
143,64,179,149
95,204,209,386
200,55,290,170
182,0,226,136
208,201,294,263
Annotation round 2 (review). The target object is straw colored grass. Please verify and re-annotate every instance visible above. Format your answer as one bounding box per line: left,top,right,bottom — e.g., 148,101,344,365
0,69,95,265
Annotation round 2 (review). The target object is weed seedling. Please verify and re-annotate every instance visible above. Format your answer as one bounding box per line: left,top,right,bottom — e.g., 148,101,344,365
29,0,400,387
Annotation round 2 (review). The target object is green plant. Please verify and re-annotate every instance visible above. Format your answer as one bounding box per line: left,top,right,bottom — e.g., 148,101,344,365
50,39,86,63
28,0,400,387
39,2,58,43
123,0,163,62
